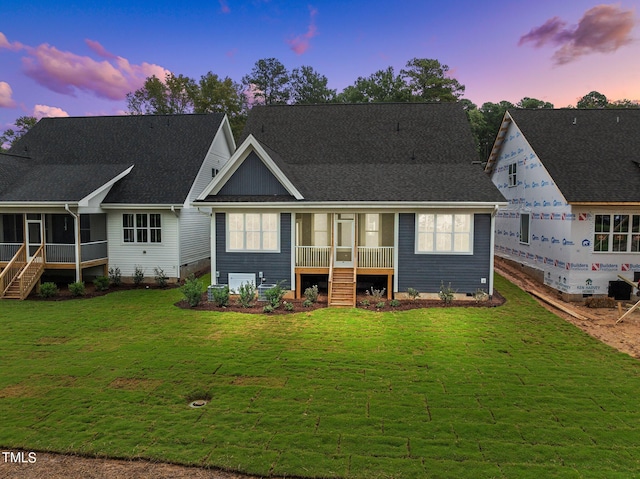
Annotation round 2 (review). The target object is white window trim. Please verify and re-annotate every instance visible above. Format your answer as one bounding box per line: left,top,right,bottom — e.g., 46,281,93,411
226,212,280,253
122,213,162,244
414,213,474,255
593,213,640,254
519,212,530,245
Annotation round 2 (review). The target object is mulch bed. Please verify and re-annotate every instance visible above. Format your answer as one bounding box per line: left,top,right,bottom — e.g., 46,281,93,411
28,283,179,301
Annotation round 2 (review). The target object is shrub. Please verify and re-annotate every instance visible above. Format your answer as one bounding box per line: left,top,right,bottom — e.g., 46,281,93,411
302,299,314,308
263,304,274,313
39,282,58,298
360,299,370,307
283,301,294,311
439,281,456,305
133,266,145,286
407,287,420,302
210,285,230,307
366,286,386,300
376,301,386,309
390,299,400,307
264,281,286,308
304,285,319,303
182,275,203,307
473,288,489,303
68,281,86,297
237,282,256,308
93,276,110,292
154,267,168,288
108,267,122,286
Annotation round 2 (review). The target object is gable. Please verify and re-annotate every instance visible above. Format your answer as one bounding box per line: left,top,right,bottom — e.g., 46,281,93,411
217,151,290,196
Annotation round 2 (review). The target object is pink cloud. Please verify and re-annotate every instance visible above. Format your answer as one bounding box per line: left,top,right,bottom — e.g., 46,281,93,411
32,104,69,119
226,48,238,59
219,0,230,13
0,32,170,100
519,5,637,65
286,7,318,55
0,82,17,108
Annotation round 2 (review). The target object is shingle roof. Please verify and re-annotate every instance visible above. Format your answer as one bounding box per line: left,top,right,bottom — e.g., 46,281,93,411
5,114,225,204
233,103,503,203
507,109,640,203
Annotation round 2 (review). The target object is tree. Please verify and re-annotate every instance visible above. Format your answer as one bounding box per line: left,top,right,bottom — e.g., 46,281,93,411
1,116,37,150
400,58,465,102
477,101,515,160
576,91,608,109
336,67,411,103
242,58,291,105
194,72,247,137
289,66,336,104
126,73,198,115
608,99,640,109
516,97,554,109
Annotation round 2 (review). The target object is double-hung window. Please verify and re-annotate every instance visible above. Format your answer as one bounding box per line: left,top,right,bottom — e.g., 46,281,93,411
228,213,279,251
508,163,517,187
416,213,472,254
594,214,640,252
123,213,162,243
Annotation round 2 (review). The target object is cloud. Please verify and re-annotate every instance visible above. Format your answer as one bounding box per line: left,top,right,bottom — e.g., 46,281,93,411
219,0,230,13
0,82,17,108
518,4,637,65
286,7,318,55
0,32,170,100
32,104,69,119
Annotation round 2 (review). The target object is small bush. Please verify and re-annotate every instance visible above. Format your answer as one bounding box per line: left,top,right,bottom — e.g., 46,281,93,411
390,299,400,307
182,275,203,307
210,285,230,307
154,267,168,288
93,276,110,292
360,299,370,307
439,281,456,305
366,287,386,300
376,301,386,309
39,282,58,298
304,285,319,303
473,288,489,303
407,287,420,301
302,299,314,308
108,266,122,286
237,282,256,308
264,281,287,308
283,301,294,311
133,266,145,286
68,281,86,297
263,304,274,313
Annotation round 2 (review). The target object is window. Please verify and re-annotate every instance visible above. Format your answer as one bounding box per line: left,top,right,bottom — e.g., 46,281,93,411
228,213,278,251
594,214,640,252
123,213,161,243
364,213,379,247
416,213,472,254
313,213,329,246
508,163,517,187
520,213,530,245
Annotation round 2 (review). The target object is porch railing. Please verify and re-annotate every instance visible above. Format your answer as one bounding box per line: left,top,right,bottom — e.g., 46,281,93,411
0,244,26,296
45,244,75,263
295,246,330,267
81,240,108,262
357,247,394,268
0,243,22,262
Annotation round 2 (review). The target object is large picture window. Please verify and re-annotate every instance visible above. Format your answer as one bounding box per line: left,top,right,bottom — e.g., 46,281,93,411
594,214,640,253
228,213,279,251
416,213,472,254
123,213,161,243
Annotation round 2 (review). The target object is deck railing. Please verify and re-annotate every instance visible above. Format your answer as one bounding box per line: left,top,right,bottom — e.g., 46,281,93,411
81,240,108,262
295,246,331,267
357,246,394,268
0,244,25,297
0,243,22,262
45,244,75,263
17,244,45,300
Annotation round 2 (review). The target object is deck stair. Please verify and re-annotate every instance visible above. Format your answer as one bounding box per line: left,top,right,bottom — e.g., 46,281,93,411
329,267,356,307
0,244,45,300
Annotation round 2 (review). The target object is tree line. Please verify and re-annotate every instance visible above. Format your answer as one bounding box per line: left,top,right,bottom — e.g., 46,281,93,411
2,57,638,156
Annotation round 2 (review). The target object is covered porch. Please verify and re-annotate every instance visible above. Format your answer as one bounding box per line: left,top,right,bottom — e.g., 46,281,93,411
294,213,395,304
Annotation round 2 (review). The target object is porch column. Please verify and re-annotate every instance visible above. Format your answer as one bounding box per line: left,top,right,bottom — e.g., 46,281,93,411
65,204,81,282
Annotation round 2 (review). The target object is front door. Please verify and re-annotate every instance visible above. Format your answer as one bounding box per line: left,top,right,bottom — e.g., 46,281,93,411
334,214,355,267
26,214,43,260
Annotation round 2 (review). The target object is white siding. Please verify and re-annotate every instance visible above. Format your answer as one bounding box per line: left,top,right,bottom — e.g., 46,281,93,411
107,210,180,280
179,208,211,266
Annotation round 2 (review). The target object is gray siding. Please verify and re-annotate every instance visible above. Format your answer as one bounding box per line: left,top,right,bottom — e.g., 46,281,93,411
215,212,291,289
218,152,290,196
397,213,492,293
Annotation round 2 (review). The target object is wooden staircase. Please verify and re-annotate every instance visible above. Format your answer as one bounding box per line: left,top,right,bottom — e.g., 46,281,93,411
329,267,356,307
0,244,45,300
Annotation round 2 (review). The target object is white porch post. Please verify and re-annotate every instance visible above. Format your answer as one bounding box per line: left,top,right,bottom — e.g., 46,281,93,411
489,205,498,297
65,204,81,282
210,211,217,285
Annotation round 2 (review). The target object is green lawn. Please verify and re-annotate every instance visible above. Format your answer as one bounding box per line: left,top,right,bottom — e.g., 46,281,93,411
1,275,640,478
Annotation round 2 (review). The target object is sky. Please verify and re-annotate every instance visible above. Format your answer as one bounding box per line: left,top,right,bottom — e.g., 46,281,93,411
1,0,639,131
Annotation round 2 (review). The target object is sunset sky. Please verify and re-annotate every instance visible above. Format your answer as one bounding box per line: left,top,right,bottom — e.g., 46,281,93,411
1,0,639,130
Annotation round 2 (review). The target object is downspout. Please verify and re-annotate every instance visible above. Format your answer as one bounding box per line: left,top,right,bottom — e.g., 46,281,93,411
65,204,81,282
489,204,499,298
170,205,180,280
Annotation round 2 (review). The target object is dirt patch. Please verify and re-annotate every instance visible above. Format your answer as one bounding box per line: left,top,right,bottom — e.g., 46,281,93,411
495,257,640,359
108,378,163,391
29,283,179,301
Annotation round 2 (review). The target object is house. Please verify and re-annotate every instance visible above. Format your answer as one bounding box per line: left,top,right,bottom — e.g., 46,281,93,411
195,103,506,306
0,113,235,299
485,108,640,301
